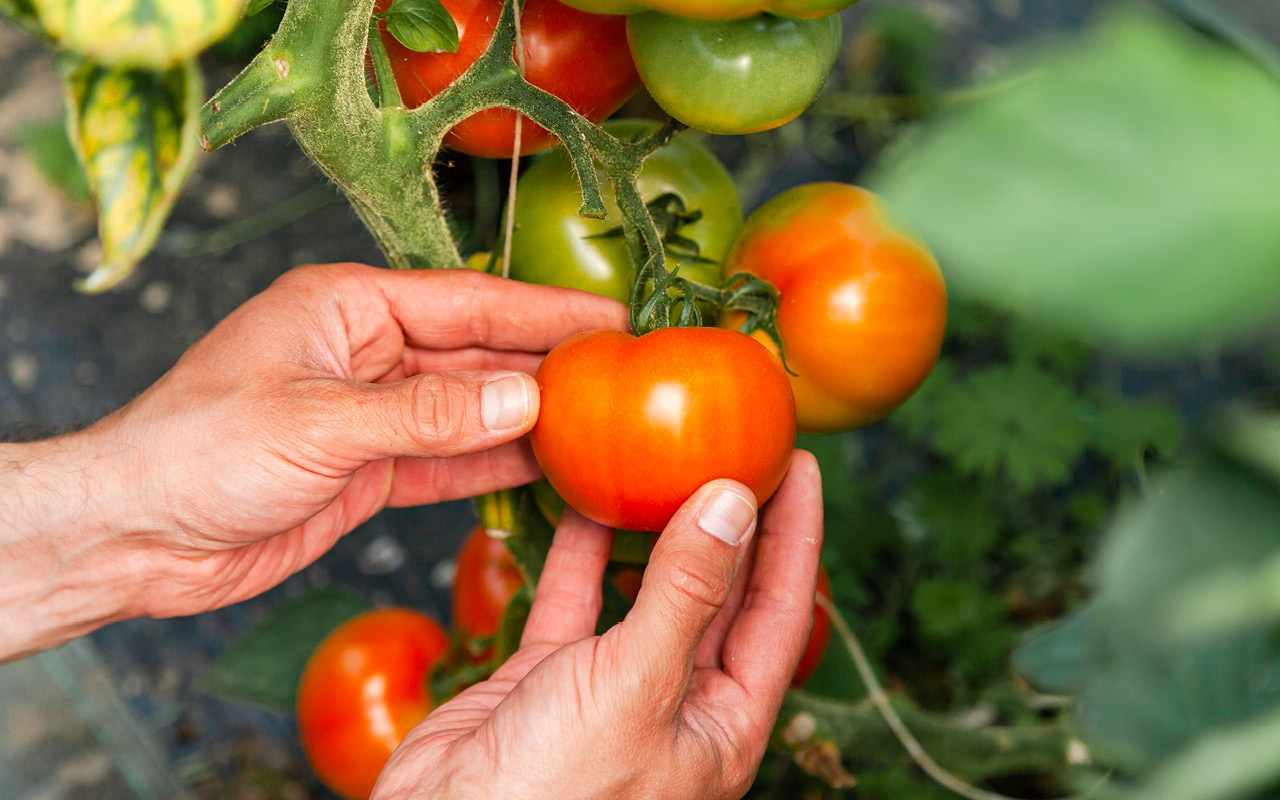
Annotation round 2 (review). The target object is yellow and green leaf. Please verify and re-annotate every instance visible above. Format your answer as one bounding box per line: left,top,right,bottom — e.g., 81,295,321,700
61,56,202,293
33,0,242,69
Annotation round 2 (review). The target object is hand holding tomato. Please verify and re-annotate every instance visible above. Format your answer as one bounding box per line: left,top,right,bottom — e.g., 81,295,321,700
370,452,823,800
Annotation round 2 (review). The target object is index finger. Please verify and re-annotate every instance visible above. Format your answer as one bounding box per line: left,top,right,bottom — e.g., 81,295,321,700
372,268,630,351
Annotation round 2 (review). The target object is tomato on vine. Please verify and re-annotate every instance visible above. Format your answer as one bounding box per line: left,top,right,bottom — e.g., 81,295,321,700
377,0,640,157
626,12,840,135
722,182,947,432
296,609,449,800
507,119,741,304
530,327,796,532
453,524,525,650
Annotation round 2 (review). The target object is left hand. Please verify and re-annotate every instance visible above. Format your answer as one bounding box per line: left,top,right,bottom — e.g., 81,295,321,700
0,263,626,658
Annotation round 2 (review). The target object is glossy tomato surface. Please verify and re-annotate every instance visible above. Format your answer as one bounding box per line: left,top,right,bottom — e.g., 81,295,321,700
378,0,640,157
792,565,832,686
723,183,946,432
627,12,840,135
530,327,796,531
508,119,740,304
453,524,525,643
297,609,449,800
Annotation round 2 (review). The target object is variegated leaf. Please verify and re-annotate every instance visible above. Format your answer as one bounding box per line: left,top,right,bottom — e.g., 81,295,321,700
62,56,202,293
34,0,242,69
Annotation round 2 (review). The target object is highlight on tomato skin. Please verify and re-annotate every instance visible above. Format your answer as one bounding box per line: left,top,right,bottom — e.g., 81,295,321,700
529,326,797,532
453,524,525,655
376,0,640,157
722,182,947,433
296,608,449,800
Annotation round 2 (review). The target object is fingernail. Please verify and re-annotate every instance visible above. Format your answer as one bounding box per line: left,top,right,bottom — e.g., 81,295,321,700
698,488,756,545
481,375,531,430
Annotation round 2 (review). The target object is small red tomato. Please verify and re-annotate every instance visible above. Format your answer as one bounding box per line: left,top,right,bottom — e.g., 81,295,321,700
723,182,946,432
297,609,449,800
453,524,525,647
530,327,796,532
792,565,832,687
377,0,640,157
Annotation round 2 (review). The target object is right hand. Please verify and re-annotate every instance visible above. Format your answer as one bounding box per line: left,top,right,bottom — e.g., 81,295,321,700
373,451,824,800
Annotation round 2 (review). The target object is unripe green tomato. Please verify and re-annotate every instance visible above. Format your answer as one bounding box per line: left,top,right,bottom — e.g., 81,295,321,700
507,119,741,302
626,12,841,135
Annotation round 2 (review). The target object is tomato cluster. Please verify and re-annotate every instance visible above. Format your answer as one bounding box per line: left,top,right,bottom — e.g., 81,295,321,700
377,0,852,152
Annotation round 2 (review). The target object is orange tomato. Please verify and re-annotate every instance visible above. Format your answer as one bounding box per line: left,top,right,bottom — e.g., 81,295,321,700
723,182,946,432
530,327,796,531
453,524,525,648
296,609,448,800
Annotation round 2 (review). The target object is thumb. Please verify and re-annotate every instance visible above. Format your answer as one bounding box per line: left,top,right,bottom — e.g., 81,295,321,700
617,479,758,704
313,370,538,461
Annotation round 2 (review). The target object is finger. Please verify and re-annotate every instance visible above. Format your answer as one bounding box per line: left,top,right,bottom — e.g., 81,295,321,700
399,347,545,378
719,451,823,705
617,480,758,703
370,267,629,351
693,536,757,670
301,370,537,464
385,439,542,507
520,510,614,648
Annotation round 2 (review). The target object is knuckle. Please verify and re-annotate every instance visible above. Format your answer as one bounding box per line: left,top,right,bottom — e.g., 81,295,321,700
406,374,470,451
662,551,731,615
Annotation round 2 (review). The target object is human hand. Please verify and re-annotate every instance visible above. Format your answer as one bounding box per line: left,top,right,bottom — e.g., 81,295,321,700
372,451,823,800
0,263,625,656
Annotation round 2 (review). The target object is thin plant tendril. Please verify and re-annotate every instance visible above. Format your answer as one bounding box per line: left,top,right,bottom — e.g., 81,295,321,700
501,0,528,279
815,594,1081,800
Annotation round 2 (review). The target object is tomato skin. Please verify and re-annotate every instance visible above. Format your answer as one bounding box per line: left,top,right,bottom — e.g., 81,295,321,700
453,524,525,643
508,119,740,304
723,183,947,432
626,12,840,135
377,0,640,157
792,565,832,686
531,327,796,532
296,609,449,800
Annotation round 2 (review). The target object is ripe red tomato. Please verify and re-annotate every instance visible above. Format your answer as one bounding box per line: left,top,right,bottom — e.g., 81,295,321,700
530,327,796,532
792,565,832,687
723,182,947,432
453,524,525,647
296,609,449,800
377,0,640,157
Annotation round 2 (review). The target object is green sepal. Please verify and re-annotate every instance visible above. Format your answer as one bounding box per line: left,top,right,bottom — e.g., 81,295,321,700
33,0,241,69
60,55,202,293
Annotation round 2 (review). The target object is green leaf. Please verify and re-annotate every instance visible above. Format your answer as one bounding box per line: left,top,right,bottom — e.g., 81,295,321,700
1014,607,1091,695
1129,701,1280,800
873,10,1280,352
496,585,532,664
383,0,458,54
204,588,369,715
900,469,1000,571
1044,458,1280,769
14,119,91,203
61,57,202,293
33,0,242,68
1085,389,1184,469
922,362,1091,491
243,0,275,16
910,579,1015,677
